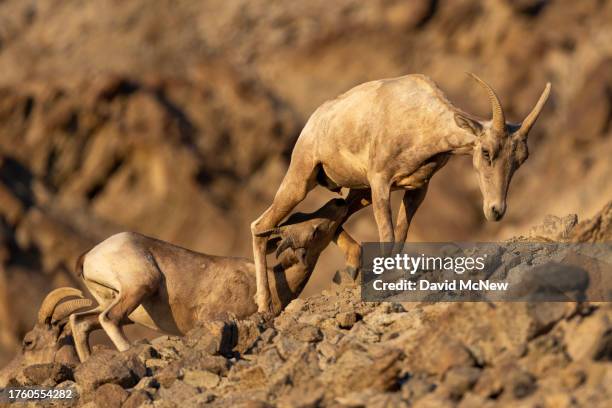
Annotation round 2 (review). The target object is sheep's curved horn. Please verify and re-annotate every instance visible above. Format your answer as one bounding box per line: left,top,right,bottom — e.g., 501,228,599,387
467,73,506,134
37,287,84,324
517,83,551,137
51,298,96,323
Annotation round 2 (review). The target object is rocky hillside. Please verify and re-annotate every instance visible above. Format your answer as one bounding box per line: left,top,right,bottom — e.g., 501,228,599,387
1,0,611,366
2,202,611,407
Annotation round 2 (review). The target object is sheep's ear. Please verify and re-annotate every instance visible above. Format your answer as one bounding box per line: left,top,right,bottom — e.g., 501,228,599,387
454,113,483,136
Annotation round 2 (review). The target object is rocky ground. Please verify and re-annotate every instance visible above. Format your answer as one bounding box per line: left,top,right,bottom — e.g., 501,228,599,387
3,202,610,407
1,0,612,392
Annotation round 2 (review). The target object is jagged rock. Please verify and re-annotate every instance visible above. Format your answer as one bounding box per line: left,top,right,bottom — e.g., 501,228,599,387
565,312,612,361
22,363,73,386
235,319,264,354
185,321,236,355
286,323,323,343
180,352,230,376
528,214,578,241
74,350,146,391
569,201,612,243
122,389,152,408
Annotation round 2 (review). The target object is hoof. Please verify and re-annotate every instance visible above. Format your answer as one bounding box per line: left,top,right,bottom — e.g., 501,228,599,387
332,267,360,287
346,266,359,280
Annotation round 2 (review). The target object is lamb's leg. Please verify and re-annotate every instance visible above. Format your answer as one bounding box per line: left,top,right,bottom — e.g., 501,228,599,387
251,158,318,313
69,307,103,362
393,186,428,253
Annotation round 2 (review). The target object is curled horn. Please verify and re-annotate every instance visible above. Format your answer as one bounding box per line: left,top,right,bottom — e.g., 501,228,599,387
517,82,551,137
467,73,506,134
37,287,84,324
51,298,96,323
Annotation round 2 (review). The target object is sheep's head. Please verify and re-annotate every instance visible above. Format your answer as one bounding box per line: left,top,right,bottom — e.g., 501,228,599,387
0,287,94,386
454,73,551,222
262,198,348,268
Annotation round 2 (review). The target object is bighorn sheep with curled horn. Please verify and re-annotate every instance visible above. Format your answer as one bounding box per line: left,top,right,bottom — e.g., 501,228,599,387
251,73,551,312
68,198,356,361
0,288,95,386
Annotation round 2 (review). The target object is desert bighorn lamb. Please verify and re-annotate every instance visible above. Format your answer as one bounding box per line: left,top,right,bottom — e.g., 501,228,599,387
69,198,356,361
0,288,94,386
251,73,551,312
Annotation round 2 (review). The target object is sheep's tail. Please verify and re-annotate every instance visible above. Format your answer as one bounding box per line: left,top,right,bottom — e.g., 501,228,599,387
75,251,87,278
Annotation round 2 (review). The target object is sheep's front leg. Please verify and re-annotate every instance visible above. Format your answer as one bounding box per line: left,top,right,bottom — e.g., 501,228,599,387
393,186,428,253
370,175,394,255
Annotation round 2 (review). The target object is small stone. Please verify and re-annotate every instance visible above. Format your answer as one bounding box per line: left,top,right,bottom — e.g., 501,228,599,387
235,319,263,354
442,366,481,399
155,362,184,388
336,312,358,329
275,336,303,360
291,323,323,343
560,367,586,389
134,376,160,391
122,389,152,408
509,369,537,399
93,383,128,408
401,375,436,402
565,314,612,361
145,358,169,374
183,369,220,389
284,298,307,313
158,380,199,402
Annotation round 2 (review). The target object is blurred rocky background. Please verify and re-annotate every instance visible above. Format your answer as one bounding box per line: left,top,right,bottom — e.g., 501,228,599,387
0,0,611,367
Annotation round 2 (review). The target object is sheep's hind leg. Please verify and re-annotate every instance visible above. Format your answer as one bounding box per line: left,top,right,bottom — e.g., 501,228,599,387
99,285,154,352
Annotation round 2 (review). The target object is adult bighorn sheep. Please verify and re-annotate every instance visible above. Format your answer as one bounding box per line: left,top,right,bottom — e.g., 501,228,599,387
0,288,94,386
68,198,356,361
251,73,551,312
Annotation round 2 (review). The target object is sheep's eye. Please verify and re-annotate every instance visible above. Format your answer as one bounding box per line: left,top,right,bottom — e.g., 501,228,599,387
23,339,34,350
482,149,492,164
